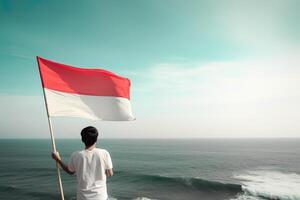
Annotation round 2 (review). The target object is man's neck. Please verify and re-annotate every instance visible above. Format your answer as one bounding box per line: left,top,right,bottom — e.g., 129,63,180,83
85,143,96,151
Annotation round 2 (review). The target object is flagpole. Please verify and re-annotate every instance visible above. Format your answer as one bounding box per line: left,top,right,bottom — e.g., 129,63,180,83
44,101,65,200
37,57,65,200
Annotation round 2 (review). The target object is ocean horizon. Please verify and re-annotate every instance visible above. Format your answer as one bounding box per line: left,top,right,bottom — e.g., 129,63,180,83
0,138,299,200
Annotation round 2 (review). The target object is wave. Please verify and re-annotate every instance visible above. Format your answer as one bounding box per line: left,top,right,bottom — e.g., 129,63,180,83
141,174,242,192
233,170,300,200
116,171,242,193
114,170,300,200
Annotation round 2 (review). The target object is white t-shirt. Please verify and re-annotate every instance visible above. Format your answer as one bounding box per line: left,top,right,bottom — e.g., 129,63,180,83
68,148,113,200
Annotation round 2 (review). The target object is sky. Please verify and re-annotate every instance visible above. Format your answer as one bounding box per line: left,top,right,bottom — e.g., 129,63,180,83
0,0,299,138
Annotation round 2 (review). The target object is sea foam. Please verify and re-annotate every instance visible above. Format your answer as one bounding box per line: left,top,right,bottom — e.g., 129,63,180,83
233,170,300,200
133,197,157,200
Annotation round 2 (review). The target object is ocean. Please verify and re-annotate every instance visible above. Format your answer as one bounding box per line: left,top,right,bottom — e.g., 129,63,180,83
0,139,299,200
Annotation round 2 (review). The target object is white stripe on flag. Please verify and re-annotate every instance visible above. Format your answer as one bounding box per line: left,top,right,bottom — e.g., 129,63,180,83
45,88,135,121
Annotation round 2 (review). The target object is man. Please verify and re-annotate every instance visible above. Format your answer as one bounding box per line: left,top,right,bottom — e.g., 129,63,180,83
51,126,113,200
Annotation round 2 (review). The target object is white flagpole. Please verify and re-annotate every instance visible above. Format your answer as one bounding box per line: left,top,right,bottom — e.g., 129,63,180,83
37,58,65,200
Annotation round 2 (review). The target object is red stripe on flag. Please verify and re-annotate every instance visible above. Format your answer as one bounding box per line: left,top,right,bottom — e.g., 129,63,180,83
37,57,131,99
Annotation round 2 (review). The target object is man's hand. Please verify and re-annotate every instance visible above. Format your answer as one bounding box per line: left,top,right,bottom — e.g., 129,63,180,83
51,151,61,162
51,151,75,175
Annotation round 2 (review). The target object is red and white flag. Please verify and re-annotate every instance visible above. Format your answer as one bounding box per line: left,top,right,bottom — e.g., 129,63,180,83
37,57,135,121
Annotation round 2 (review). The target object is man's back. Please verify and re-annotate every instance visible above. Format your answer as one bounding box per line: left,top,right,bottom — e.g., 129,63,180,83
68,148,113,200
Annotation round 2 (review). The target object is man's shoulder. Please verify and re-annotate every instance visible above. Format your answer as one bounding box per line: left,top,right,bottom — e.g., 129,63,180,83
95,148,110,155
71,150,83,157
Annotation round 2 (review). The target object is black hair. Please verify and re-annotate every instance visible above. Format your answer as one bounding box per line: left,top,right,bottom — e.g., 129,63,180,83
81,126,98,146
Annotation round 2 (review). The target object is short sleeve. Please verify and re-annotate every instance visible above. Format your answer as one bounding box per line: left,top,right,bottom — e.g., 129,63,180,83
105,151,113,169
68,153,76,173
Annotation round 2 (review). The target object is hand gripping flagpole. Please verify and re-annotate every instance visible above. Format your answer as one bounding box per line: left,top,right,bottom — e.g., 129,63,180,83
37,57,65,200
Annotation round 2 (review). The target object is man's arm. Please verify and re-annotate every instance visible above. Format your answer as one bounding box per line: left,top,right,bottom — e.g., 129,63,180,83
105,169,113,177
51,151,75,175
105,150,113,177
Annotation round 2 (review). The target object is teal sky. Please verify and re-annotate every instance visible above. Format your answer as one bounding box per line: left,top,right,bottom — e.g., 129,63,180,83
0,0,299,138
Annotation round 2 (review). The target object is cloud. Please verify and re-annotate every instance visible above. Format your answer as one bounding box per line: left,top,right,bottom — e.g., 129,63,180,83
140,54,299,103
130,53,300,137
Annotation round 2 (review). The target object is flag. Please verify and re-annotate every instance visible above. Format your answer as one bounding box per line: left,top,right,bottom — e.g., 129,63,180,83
37,56,135,121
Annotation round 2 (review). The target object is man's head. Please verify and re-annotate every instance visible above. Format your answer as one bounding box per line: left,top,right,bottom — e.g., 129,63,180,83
81,126,98,146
